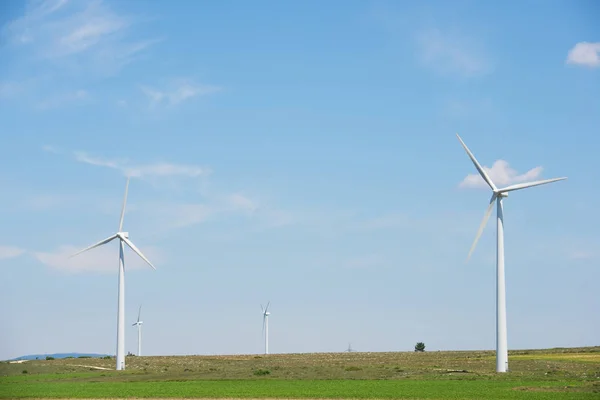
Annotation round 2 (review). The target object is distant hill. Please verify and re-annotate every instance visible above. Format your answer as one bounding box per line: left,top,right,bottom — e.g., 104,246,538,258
9,352,111,361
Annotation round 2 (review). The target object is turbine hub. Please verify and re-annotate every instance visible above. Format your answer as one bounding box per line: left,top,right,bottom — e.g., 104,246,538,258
118,231,129,238
265,312,270,316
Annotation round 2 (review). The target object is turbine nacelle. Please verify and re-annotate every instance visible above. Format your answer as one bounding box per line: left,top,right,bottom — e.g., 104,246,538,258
456,132,567,263
118,232,129,239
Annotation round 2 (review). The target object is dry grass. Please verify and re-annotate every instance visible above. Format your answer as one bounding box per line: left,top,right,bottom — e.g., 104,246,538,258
2,347,600,380
2,346,599,399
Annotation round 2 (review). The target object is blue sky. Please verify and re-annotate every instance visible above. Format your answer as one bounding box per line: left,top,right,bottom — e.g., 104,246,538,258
0,0,599,360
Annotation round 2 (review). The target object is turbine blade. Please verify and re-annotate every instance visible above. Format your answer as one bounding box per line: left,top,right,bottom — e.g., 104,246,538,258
265,301,270,313
138,305,142,322
466,194,497,262
456,134,497,191
121,236,156,270
119,178,130,232
69,234,118,258
498,177,567,193
262,314,266,336
260,304,264,313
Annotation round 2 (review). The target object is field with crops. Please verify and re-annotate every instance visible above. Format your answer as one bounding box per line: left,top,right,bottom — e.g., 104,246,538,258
1,346,599,399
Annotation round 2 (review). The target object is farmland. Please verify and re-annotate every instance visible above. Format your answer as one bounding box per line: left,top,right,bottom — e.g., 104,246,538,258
1,346,599,399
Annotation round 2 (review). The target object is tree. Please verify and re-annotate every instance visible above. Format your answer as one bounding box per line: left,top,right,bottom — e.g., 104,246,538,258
414,342,426,352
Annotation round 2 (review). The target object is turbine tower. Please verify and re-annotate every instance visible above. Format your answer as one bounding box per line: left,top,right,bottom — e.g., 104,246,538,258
456,133,566,373
70,178,156,370
261,302,271,355
132,305,143,356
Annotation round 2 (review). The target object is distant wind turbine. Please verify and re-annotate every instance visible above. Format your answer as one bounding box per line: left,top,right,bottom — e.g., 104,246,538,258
456,133,566,373
132,305,143,356
70,178,156,371
346,343,354,352
261,302,271,355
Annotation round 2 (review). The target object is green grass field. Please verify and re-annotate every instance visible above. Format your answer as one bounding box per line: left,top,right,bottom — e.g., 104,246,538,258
1,346,599,399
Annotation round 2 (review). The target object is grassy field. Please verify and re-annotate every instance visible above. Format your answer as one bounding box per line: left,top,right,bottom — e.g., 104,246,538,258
1,346,599,399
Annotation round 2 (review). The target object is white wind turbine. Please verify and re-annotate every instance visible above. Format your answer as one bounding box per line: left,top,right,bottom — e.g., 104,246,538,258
456,133,566,373
70,178,156,371
132,305,143,356
261,302,271,355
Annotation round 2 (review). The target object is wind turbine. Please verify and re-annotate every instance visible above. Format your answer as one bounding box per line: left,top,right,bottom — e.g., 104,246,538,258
456,133,566,373
132,305,143,356
70,178,156,371
261,302,271,355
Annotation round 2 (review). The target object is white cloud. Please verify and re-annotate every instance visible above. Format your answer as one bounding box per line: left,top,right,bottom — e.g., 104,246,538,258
73,151,210,179
140,81,221,107
0,246,26,260
34,242,162,274
566,42,600,68
459,160,543,189
140,203,215,230
226,194,259,214
416,28,491,77
2,0,159,74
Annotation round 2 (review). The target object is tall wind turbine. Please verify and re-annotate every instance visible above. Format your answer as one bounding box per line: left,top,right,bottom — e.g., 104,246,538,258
456,133,566,373
70,178,156,371
261,302,271,355
132,305,143,356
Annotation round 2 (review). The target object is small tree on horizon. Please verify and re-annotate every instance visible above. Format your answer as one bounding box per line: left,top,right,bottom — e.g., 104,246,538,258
414,342,426,352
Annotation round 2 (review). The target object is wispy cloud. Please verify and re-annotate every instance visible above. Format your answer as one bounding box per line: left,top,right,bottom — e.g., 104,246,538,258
226,194,259,214
415,28,492,78
38,146,274,233
459,160,543,189
566,42,600,68
69,150,211,179
33,243,162,274
158,203,214,229
140,80,221,108
2,0,159,75
0,246,26,260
